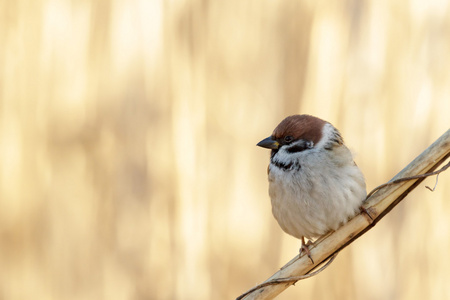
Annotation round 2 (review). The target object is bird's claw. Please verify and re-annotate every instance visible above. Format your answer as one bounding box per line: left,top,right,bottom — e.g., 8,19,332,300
300,237,314,264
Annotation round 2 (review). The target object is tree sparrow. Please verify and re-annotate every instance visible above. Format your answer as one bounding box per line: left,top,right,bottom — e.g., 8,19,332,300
257,115,366,262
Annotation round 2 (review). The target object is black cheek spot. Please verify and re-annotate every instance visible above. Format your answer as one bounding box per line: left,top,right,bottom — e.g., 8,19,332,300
286,140,313,153
286,144,309,153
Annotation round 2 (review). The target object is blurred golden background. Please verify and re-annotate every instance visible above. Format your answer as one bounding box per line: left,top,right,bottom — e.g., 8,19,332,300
1,0,449,299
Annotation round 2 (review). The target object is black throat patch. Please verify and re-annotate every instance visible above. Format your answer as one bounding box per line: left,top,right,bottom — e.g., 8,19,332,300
271,159,301,171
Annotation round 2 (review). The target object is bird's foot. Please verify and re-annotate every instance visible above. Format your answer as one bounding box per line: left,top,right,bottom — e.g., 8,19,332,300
300,237,314,264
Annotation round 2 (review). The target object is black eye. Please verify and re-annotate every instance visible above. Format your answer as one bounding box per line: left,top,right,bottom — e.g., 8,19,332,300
284,136,293,143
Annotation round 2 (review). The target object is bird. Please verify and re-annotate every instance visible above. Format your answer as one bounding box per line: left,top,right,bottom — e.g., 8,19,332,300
257,114,367,263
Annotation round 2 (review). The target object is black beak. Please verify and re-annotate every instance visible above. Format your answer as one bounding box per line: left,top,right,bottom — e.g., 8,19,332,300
257,136,279,149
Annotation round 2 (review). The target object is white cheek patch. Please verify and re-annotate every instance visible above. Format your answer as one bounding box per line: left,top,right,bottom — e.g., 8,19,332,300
272,144,314,170
315,123,339,149
273,147,295,162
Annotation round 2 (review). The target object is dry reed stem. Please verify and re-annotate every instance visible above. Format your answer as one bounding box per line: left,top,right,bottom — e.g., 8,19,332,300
238,129,450,300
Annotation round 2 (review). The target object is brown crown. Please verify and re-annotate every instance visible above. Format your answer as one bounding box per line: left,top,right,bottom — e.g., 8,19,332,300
272,115,327,145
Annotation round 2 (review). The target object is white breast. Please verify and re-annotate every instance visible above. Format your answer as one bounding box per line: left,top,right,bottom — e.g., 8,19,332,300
268,144,366,240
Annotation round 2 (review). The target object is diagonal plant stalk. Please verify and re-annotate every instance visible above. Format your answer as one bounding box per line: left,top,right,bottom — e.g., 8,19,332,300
237,129,450,300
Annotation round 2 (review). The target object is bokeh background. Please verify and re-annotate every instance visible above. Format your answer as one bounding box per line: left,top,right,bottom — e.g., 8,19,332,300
1,0,449,299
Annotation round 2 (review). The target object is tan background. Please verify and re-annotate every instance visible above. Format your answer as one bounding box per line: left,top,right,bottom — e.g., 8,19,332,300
1,0,449,299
